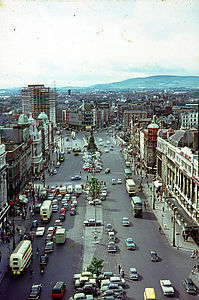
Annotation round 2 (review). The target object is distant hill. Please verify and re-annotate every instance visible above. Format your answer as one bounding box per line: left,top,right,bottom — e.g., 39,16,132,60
89,75,199,90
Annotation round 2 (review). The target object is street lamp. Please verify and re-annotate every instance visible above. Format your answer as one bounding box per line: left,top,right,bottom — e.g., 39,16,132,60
172,207,177,247
12,202,16,250
152,183,155,209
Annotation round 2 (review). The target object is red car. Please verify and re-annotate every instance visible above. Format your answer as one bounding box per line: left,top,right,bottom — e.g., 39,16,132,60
52,281,66,298
70,204,75,210
59,208,66,215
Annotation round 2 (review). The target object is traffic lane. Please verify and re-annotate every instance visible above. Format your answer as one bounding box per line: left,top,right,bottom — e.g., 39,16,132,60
1,193,86,300
105,182,194,299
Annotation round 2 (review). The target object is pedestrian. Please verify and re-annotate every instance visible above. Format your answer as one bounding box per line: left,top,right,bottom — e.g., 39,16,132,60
121,269,124,278
29,268,33,278
118,264,121,274
162,206,164,213
143,202,146,209
158,226,161,233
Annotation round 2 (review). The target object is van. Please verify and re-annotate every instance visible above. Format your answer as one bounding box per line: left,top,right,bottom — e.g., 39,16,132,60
75,184,82,194
67,185,73,194
108,231,116,241
144,288,156,300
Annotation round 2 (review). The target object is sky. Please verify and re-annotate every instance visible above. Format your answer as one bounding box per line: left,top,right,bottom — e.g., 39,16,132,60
0,0,199,88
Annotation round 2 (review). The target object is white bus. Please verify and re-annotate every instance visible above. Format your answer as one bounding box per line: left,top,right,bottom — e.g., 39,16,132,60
126,179,136,196
10,240,32,275
40,200,52,222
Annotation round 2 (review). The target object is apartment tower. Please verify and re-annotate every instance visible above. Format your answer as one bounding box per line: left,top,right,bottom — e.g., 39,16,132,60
21,84,56,124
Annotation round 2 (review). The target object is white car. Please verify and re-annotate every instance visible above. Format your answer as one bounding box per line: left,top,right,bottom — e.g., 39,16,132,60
53,169,57,175
112,179,116,185
106,141,110,144
36,227,45,236
105,149,109,153
117,178,122,184
160,280,175,296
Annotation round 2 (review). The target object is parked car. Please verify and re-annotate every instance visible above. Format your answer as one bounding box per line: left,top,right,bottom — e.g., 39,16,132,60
160,279,175,296
182,278,197,294
109,276,126,287
28,283,42,299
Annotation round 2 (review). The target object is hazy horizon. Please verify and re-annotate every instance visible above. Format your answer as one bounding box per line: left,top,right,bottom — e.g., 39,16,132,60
0,0,199,88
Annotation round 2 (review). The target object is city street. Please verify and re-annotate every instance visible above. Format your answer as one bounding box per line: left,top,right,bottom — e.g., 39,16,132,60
0,130,196,299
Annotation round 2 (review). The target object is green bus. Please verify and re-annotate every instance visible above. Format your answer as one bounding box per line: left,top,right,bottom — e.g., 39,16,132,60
131,196,143,218
124,168,132,179
55,228,66,244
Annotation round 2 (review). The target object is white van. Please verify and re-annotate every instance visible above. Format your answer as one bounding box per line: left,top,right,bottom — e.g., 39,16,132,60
67,185,73,193
75,184,82,194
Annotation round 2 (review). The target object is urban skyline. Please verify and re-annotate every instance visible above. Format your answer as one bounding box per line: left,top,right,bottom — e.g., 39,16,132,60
0,0,199,88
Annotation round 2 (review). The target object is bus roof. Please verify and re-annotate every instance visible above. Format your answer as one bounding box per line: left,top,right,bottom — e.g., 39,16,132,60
56,228,66,234
124,168,131,173
126,179,135,184
41,200,52,209
132,196,142,203
12,240,31,254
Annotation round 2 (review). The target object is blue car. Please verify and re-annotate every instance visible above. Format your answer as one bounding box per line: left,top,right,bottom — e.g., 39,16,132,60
71,175,81,181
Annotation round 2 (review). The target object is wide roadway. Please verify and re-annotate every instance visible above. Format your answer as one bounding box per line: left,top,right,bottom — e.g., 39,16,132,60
0,130,195,299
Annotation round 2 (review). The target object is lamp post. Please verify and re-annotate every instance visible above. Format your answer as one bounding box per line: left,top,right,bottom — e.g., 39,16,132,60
152,183,155,209
172,207,177,247
12,202,16,250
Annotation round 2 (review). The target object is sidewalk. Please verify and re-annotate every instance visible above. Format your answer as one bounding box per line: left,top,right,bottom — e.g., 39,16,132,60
0,207,32,284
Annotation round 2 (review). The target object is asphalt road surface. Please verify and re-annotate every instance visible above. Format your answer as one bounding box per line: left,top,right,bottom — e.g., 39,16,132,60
0,130,195,299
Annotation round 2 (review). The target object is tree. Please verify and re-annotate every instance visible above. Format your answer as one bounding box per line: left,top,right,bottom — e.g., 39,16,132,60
88,177,101,197
87,256,104,276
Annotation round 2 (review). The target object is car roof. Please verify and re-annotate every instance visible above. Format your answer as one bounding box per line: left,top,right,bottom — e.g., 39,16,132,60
53,281,65,289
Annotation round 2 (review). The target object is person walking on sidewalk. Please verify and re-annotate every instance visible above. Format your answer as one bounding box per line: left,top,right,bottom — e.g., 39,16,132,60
29,268,33,278
0,249,2,262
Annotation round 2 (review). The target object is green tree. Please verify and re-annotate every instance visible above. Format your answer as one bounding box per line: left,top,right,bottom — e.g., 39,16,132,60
88,177,101,197
87,256,104,276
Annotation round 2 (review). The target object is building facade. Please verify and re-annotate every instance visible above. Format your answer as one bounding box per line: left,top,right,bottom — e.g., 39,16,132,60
0,142,8,232
22,84,56,124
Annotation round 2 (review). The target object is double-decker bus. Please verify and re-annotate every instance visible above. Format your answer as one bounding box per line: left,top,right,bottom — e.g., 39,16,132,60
124,168,132,180
131,196,143,217
126,179,136,196
40,200,52,222
10,240,32,275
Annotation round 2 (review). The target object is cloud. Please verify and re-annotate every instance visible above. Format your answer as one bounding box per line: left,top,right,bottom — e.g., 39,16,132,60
0,0,199,88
